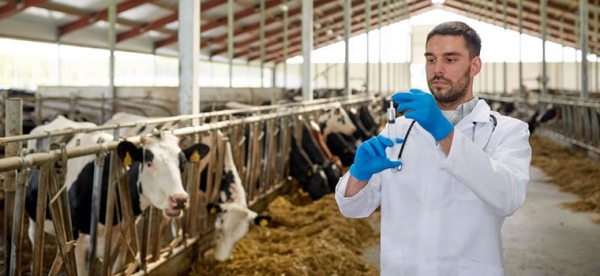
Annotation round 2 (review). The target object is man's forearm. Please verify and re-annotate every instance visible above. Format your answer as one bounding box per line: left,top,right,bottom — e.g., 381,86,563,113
345,175,369,197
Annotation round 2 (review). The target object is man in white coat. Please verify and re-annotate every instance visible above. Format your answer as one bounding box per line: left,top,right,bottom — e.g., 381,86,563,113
335,21,532,276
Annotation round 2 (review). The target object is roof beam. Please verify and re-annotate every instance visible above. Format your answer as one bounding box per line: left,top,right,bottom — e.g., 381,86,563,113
451,0,577,43
443,1,600,55
117,12,177,42
270,1,433,64
59,0,154,36
199,0,331,50
155,0,283,49
239,0,390,60
217,0,371,58
0,0,50,20
118,0,225,43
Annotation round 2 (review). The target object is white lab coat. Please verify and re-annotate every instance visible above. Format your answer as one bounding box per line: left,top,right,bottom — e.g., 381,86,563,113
335,100,532,276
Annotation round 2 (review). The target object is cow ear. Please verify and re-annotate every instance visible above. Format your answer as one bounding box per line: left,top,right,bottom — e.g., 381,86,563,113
117,141,143,165
183,143,210,163
333,108,341,115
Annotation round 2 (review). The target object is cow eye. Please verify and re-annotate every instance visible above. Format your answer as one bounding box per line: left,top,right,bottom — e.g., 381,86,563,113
146,161,152,167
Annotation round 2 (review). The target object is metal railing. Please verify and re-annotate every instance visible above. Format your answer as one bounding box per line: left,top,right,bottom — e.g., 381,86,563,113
0,95,380,276
537,96,600,154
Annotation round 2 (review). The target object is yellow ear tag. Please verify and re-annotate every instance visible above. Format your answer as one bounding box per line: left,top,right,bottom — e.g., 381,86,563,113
259,218,269,227
190,150,200,163
209,206,217,215
124,152,132,166
307,169,312,177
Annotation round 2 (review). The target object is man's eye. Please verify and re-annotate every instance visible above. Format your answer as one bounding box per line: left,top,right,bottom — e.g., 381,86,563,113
446,58,455,63
427,59,435,63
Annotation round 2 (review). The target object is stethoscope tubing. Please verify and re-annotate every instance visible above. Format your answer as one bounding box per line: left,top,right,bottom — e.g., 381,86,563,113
392,115,497,173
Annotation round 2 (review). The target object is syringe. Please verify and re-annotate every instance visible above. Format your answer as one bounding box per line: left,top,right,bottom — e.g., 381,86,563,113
387,100,396,141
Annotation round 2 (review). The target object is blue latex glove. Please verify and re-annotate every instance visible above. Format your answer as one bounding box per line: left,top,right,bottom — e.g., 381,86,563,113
349,135,403,181
392,89,454,142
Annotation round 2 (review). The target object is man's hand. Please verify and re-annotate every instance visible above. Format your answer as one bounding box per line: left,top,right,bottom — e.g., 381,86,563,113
392,89,454,142
349,135,402,182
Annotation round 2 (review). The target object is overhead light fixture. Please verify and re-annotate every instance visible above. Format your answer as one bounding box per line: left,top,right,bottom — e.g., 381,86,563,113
431,0,445,4
279,4,288,12
315,23,322,29
326,29,333,36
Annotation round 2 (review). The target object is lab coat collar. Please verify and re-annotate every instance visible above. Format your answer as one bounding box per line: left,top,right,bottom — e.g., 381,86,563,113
455,99,491,131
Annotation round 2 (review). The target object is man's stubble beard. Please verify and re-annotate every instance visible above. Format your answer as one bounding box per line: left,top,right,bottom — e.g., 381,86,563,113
428,66,471,106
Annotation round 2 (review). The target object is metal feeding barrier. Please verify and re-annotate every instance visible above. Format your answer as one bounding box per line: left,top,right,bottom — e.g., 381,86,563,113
537,96,600,155
0,95,381,276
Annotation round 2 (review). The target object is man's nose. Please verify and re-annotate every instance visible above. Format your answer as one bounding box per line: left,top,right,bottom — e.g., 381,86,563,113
433,63,445,75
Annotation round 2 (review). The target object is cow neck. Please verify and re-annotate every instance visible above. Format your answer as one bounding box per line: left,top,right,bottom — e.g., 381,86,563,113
132,162,151,213
320,121,330,138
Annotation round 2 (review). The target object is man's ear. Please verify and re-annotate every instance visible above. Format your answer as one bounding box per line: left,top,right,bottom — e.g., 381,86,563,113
117,141,143,165
470,56,482,77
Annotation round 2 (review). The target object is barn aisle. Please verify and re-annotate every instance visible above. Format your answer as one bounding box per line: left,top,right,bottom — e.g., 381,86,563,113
503,166,600,275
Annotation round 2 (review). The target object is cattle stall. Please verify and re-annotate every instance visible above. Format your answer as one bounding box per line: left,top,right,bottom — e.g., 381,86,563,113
535,96,600,157
0,95,382,276
478,92,600,158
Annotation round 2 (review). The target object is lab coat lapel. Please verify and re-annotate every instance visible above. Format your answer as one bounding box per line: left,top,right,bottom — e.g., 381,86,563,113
455,100,492,133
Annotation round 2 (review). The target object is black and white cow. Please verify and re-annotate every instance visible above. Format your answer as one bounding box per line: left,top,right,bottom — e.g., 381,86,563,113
25,131,209,275
297,121,341,193
319,103,358,168
527,104,560,133
103,112,178,138
26,115,98,152
205,140,272,261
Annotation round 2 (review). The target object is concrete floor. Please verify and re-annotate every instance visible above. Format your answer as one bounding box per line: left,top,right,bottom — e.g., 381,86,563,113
362,166,600,276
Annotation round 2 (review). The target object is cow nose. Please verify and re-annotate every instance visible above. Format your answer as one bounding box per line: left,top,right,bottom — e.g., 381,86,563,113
169,194,189,210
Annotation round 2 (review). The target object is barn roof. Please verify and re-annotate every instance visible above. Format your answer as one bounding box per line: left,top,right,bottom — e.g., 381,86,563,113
0,0,598,64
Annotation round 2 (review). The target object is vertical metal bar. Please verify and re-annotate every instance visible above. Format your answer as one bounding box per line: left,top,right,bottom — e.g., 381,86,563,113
541,0,548,97
405,0,411,90
186,136,201,238
492,0,496,94
378,0,382,95
387,0,391,95
87,149,105,275
32,164,49,276
179,0,201,118
101,153,117,276
518,0,523,115
228,0,234,87
594,0,600,93
503,0,507,95
560,17,565,95
580,0,589,100
283,1,288,88
365,0,370,95
9,167,28,276
260,0,265,88
302,0,313,100
46,163,76,276
344,0,351,97
576,11,580,92
4,98,21,276
57,42,61,86
108,0,115,116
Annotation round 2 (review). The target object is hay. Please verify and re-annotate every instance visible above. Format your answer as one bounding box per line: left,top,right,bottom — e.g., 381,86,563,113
189,193,380,276
530,135,600,220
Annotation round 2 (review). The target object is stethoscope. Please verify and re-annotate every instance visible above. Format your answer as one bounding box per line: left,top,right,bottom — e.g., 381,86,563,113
392,114,497,172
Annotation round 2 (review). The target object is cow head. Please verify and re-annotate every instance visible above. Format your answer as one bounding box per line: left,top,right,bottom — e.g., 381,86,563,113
117,132,210,218
320,104,357,138
205,140,272,261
